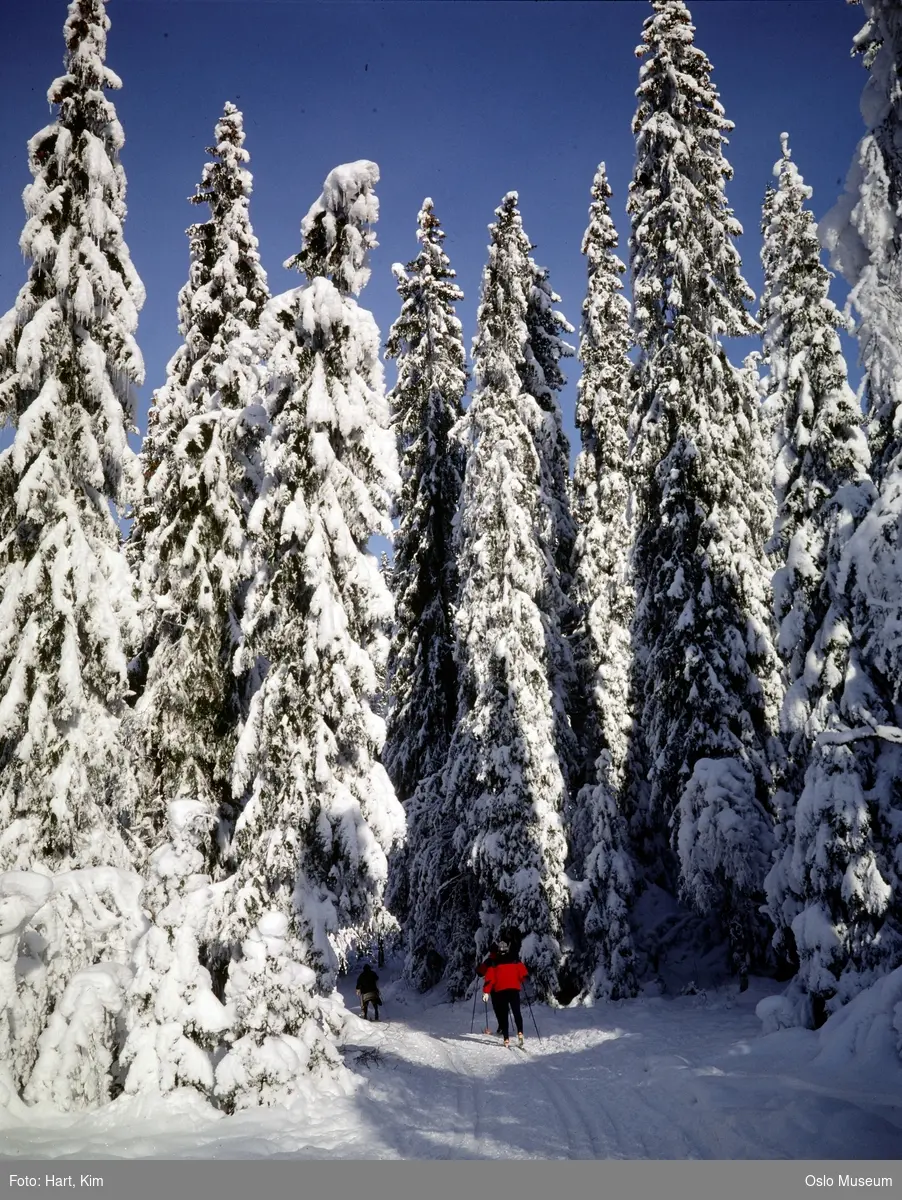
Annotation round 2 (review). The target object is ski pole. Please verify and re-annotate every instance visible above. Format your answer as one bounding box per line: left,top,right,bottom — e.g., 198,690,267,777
470,983,478,1034
523,984,541,1042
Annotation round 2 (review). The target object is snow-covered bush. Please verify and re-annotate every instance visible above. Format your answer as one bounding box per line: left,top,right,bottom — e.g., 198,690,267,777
214,912,347,1112
25,962,133,1111
755,976,814,1034
582,831,636,1002
678,758,773,986
0,871,53,1100
820,967,902,1068
787,743,896,1016
3,867,146,1100
121,800,233,1099
33,867,147,1001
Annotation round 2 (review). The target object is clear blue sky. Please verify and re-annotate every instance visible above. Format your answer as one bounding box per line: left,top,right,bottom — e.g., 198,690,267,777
0,1,867,461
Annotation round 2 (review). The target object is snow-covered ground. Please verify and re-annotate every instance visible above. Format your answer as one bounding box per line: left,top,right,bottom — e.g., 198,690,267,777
2,959,901,1160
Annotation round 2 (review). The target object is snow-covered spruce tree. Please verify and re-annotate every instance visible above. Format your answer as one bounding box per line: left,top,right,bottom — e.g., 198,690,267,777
757,184,780,440
7,865,147,1105
0,0,144,872
381,199,465,806
124,219,212,609
24,960,133,1112
571,164,635,804
230,162,405,992
757,175,804,976
120,800,233,1098
524,257,577,593
214,911,347,1112
568,164,638,1000
825,0,902,706
0,872,53,1105
762,136,876,796
521,243,582,798
125,103,270,866
820,0,902,998
822,0,902,483
441,193,571,1000
383,200,466,802
381,200,468,988
760,135,896,1016
626,0,781,985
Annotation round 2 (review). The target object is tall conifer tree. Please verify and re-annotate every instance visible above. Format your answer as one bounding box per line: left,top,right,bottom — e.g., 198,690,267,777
627,0,781,985
760,136,896,1015
0,0,144,871
126,104,270,865
821,0,902,1000
822,0,902,482
522,251,581,795
569,164,637,999
125,218,211,611
441,194,571,1000
763,137,875,798
383,200,466,801
524,260,577,593
382,200,468,988
824,0,902,702
230,162,405,991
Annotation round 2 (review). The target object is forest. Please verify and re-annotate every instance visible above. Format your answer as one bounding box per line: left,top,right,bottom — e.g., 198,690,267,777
0,0,900,1115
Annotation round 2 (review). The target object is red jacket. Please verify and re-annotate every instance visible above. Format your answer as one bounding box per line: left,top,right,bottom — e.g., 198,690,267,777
485,961,528,992
477,955,497,994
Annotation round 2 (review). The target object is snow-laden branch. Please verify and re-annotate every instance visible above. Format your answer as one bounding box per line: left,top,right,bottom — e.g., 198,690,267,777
817,724,902,746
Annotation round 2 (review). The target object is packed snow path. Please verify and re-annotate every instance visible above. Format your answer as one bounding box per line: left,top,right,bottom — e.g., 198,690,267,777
337,973,902,1160
2,962,900,1159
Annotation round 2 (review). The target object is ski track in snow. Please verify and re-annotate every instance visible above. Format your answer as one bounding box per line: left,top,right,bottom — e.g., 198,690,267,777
2,966,901,1160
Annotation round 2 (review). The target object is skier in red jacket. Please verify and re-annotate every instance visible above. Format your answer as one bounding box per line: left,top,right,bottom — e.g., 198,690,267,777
484,941,528,1048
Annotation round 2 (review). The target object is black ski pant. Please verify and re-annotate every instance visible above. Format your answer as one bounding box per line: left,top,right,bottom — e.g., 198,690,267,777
490,991,504,1031
482,991,503,1031
494,989,523,1039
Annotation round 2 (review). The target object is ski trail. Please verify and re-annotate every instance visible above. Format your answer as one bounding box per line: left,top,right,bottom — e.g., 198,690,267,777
376,1005,624,1158
335,968,902,1160
434,1034,491,1157
342,981,685,1158
526,1061,606,1158
523,1060,592,1158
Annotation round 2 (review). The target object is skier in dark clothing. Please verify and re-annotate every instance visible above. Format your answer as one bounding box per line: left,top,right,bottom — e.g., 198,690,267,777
356,963,382,1021
485,942,528,1048
476,942,504,1036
